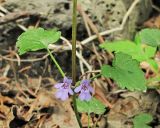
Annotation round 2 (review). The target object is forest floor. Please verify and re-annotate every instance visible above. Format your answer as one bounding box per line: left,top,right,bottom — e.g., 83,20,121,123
0,0,160,128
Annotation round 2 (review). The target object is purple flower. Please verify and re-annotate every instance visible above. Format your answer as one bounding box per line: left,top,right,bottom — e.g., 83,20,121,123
54,77,73,101
74,79,94,101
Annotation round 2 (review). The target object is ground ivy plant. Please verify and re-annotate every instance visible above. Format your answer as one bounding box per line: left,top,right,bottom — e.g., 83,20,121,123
100,28,160,90
16,28,160,128
15,0,160,127
16,27,106,127
100,28,160,127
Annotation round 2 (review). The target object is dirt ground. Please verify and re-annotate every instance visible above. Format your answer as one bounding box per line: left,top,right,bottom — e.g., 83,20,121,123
0,0,160,128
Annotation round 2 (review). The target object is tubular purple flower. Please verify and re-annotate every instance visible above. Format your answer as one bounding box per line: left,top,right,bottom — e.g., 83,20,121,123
74,79,94,101
54,77,73,101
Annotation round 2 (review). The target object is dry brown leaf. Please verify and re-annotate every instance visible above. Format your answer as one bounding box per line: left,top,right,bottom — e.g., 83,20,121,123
41,99,79,128
94,85,112,108
0,95,15,104
0,104,14,128
107,91,159,128
13,88,79,128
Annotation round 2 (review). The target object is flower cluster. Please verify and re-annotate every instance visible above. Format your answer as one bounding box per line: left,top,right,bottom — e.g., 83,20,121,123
54,77,94,101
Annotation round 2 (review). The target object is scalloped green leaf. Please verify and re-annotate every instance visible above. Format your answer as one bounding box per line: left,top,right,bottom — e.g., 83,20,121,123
133,113,153,128
100,40,156,62
101,52,147,91
137,28,160,47
100,40,157,71
76,98,106,114
16,28,61,55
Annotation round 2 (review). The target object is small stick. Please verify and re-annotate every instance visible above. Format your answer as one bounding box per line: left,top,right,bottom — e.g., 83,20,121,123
77,4,104,43
0,11,30,25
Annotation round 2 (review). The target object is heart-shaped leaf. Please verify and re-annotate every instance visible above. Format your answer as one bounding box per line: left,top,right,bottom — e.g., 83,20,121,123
100,40,157,70
101,52,147,91
16,28,61,55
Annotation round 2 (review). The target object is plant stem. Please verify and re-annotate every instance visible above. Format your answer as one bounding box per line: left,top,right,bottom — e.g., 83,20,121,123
47,48,65,77
73,94,82,127
72,0,82,127
88,113,90,128
72,0,77,84
90,73,102,81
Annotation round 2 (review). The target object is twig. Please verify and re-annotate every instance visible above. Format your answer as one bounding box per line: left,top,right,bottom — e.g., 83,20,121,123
34,76,42,95
61,36,92,71
18,66,31,73
92,43,103,66
77,4,104,43
80,6,92,37
152,5,160,12
78,4,110,67
150,0,160,12
3,64,10,77
9,50,21,66
0,53,49,62
79,70,101,79
16,83,28,98
0,11,30,25
79,44,85,76
0,6,8,13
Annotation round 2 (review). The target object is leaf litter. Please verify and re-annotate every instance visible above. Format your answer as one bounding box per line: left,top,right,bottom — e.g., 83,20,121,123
0,72,79,128
0,1,160,128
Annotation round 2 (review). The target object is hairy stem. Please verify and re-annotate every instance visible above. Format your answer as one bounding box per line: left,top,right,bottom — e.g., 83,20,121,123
47,48,65,77
72,0,82,127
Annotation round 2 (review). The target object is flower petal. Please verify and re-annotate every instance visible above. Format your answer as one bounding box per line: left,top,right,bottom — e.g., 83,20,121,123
88,86,94,93
54,77,74,101
74,85,82,93
84,92,92,101
79,92,86,101
54,83,63,88
60,91,69,101
63,77,72,85
81,79,90,86
55,90,63,98
68,88,74,95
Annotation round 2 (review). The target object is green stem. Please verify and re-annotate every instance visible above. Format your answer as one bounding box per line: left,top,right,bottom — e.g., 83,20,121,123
90,73,102,81
72,0,82,128
88,113,90,128
72,0,77,84
73,94,82,128
47,48,65,77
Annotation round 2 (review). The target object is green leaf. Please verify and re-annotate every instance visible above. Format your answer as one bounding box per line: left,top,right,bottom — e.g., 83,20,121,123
146,59,158,72
16,28,61,55
133,113,153,128
76,98,106,114
101,52,147,91
100,40,156,62
134,33,141,44
100,40,157,70
137,28,160,47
